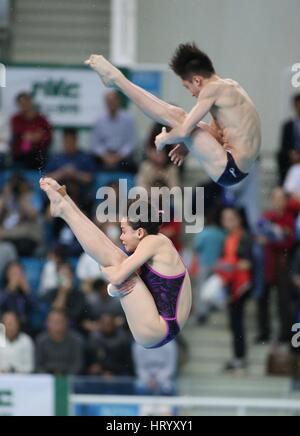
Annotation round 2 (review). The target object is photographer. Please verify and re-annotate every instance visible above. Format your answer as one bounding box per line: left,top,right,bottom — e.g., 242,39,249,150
0,173,42,256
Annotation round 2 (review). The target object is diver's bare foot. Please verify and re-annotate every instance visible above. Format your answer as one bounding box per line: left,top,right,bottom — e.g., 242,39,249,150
85,54,122,87
40,177,68,218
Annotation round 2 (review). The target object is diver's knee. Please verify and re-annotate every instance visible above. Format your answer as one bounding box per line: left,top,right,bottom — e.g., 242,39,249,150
133,324,166,349
169,106,187,124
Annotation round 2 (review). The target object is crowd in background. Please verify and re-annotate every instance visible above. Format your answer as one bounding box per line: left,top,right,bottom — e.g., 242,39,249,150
193,94,300,373
0,89,183,395
0,89,300,384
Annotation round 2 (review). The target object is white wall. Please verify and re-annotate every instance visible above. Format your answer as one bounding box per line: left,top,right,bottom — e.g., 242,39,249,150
136,0,300,154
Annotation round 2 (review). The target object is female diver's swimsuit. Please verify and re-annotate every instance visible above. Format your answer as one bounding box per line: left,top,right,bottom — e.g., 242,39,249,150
140,263,187,348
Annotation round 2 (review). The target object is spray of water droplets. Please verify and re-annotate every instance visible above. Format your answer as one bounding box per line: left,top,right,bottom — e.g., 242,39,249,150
36,149,46,180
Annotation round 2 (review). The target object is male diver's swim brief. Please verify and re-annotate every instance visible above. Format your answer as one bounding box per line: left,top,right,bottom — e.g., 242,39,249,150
217,152,248,187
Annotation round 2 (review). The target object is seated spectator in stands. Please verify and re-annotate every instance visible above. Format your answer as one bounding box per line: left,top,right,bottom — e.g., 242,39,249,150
38,247,64,296
50,222,83,258
35,310,83,375
132,340,178,396
217,208,252,374
0,312,34,374
47,205,86,259
46,128,95,211
284,149,300,199
0,262,35,333
136,122,181,191
278,94,300,184
82,279,124,334
10,93,52,169
44,130,96,257
193,211,225,323
91,91,137,174
86,314,133,376
256,188,295,343
0,173,43,256
0,242,18,284
0,111,10,167
43,263,88,330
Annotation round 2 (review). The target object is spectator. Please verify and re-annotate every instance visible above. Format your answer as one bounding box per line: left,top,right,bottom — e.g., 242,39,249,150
0,174,43,256
136,123,181,191
43,263,88,329
132,341,178,396
36,310,83,375
10,93,52,169
50,222,83,258
46,210,83,259
38,247,64,296
46,128,95,211
278,94,300,184
193,211,225,323
0,111,10,167
0,312,34,374
84,278,123,322
0,242,18,284
0,262,35,333
86,314,133,376
218,208,253,373
256,188,295,343
92,91,137,173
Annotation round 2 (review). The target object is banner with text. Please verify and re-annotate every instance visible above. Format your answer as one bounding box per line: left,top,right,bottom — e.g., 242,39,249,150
0,375,54,416
1,66,107,127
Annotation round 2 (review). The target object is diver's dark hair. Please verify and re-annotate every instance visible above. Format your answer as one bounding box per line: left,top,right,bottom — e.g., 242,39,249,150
126,200,164,235
170,42,215,80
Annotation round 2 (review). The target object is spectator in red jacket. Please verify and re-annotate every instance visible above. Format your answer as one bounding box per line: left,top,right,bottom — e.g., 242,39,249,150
10,93,52,169
256,188,295,343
